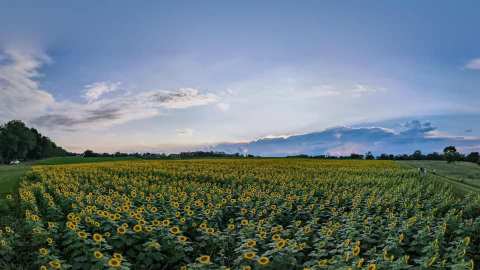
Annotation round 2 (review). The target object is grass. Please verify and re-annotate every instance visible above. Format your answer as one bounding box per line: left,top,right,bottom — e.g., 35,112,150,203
33,156,140,165
0,164,30,198
398,160,480,195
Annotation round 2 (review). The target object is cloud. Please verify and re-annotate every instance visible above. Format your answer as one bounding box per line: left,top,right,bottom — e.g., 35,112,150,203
217,102,230,112
84,81,120,102
465,58,480,70
0,49,219,130
213,120,480,156
0,49,55,121
351,84,381,97
176,128,194,136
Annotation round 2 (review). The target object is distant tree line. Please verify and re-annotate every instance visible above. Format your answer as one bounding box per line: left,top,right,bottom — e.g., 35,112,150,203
287,146,480,165
0,120,68,164
81,150,256,159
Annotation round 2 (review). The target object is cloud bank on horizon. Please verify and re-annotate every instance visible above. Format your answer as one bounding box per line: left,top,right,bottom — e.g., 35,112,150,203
1,1,480,154
213,120,480,156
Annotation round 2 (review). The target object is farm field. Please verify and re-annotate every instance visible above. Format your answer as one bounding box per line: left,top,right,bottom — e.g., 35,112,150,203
1,159,479,269
34,156,141,166
398,161,480,195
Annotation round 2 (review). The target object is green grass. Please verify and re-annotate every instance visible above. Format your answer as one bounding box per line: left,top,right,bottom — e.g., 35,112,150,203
33,156,140,165
398,160,480,195
0,165,30,196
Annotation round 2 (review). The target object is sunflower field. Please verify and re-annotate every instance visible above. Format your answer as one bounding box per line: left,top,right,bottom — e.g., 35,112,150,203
1,159,479,269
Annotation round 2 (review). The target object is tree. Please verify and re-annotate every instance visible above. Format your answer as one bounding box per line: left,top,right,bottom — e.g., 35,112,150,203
0,120,67,163
365,151,375,160
465,152,479,163
411,150,424,160
83,150,97,157
443,146,460,163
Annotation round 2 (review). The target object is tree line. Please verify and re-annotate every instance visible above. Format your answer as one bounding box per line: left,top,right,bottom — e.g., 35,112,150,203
0,120,68,164
1,120,479,165
287,146,480,165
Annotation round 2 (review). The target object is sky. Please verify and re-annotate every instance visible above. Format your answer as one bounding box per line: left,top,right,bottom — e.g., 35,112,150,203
0,1,479,154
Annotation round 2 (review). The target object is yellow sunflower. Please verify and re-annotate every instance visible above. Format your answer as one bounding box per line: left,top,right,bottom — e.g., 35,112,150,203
197,255,211,264
93,233,103,243
243,251,256,260
94,250,103,259
108,258,121,268
257,256,270,265
169,226,181,235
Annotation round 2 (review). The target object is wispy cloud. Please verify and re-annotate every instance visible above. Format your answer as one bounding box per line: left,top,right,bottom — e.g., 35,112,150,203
0,49,219,130
0,49,55,120
176,128,194,136
465,58,480,70
84,81,121,103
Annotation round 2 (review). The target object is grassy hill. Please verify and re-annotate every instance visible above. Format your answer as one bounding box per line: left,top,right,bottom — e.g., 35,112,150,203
398,160,480,195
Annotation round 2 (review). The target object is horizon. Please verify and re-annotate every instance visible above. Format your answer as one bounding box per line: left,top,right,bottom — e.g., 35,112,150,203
1,1,479,155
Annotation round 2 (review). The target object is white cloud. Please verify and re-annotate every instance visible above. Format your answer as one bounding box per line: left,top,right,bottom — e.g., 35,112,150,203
465,58,480,70
217,102,230,111
0,49,219,130
351,84,380,97
84,81,120,102
176,128,194,136
0,49,55,121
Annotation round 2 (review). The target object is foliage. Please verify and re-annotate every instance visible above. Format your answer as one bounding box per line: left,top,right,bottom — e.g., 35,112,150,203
0,120,67,164
444,146,462,163
1,159,479,269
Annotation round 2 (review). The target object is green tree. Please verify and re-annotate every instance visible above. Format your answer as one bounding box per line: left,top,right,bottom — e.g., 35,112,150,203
0,120,67,163
443,146,460,163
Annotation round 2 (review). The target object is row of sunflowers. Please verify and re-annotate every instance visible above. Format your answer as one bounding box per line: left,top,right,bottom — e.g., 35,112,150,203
1,159,479,269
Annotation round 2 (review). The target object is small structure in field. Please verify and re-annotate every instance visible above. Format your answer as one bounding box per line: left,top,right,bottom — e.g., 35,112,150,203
9,160,20,165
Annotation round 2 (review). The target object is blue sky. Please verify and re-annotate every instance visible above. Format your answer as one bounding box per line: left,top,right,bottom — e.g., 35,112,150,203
0,1,479,154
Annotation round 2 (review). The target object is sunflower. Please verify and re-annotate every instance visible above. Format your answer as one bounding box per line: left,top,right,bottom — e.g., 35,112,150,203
243,266,251,270
162,219,171,226
66,221,76,230
178,236,188,243
352,245,360,256
117,226,126,235
77,231,87,239
356,258,364,268
243,251,256,260
257,256,270,265
49,260,61,269
94,250,103,259
113,253,123,261
246,239,256,248
241,219,249,226
93,233,103,243
39,248,49,256
133,224,143,233
228,224,235,230
40,266,48,270
367,263,377,270
197,255,211,264
108,258,121,268
169,226,181,235
276,239,287,249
